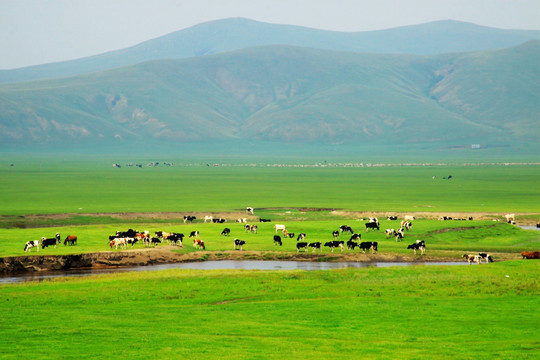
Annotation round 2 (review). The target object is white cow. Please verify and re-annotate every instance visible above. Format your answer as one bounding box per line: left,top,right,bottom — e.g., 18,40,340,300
204,216,213,223
246,207,254,215
504,213,515,222
404,215,416,221
274,224,286,233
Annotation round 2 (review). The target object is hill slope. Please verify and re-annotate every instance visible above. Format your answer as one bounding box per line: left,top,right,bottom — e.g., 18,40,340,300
1,41,538,149
1,18,539,84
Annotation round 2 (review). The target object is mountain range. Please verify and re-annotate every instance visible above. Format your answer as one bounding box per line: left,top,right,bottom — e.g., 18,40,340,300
0,18,538,153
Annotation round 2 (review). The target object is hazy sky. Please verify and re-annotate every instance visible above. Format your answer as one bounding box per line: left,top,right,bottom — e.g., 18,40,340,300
1,0,539,69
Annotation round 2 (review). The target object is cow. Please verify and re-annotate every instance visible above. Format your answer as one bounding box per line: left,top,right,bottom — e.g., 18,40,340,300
117,229,137,238
404,215,416,221
296,242,308,253
308,242,322,252
332,230,340,240
212,218,226,223
41,233,61,249
408,240,426,255
400,221,412,230
168,233,184,247
349,233,361,241
249,225,258,234
359,241,378,254
463,254,482,264
150,237,161,246
234,239,246,250
387,215,398,220
259,218,271,222
64,235,77,246
221,228,231,236
24,240,39,252
286,232,295,239
204,216,213,223
368,217,379,224
183,215,196,223
189,231,200,238
365,222,380,232
478,253,494,263
339,225,354,234
110,238,127,249
273,235,282,246
504,213,515,222
347,240,358,251
236,218,247,223
297,233,306,241
274,224,286,233
385,229,396,238
521,251,540,259
324,241,344,253
193,239,205,250
246,207,254,215
126,237,138,247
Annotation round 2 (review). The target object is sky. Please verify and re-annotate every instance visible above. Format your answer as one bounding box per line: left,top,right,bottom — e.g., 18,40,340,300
1,0,539,70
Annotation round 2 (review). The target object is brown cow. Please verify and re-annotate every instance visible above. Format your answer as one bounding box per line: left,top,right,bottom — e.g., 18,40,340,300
521,251,540,259
64,235,77,246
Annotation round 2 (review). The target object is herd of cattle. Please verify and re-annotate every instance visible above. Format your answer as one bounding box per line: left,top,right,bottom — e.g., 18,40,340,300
22,210,537,263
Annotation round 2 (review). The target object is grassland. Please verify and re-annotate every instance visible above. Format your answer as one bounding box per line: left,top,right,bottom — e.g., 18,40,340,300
1,261,538,359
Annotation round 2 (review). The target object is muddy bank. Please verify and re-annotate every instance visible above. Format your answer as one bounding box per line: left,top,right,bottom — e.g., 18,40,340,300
0,246,459,273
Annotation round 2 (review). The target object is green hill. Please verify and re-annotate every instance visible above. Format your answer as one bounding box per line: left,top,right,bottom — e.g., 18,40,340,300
0,42,538,151
1,18,539,84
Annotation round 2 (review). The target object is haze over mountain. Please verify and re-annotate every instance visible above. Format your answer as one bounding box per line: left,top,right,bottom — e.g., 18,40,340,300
1,39,538,152
1,18,539,84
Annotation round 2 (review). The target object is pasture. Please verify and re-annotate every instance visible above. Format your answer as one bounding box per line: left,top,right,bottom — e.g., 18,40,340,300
1,261,538,359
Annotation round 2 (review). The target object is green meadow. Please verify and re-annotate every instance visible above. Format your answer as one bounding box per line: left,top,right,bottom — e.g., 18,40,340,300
0,155,539,359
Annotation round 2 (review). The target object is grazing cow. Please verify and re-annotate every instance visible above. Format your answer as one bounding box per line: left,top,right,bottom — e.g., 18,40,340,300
287,232,295,239
168,233,184,247
478,253,494,263
394,229,405,242
236,218,247,223
404,215,416,221
359,241,378,254
41,233,61,249
149,237,161,246
24,240,39,252
332,230,340,240
183,215,196,223
221,228,231,236
249,225,258,234
117,229,138,238
213,218,226,224
387,215,398,220
126,237,138,247
504,213,515,222
297,233,306,241
368,217,379,224
64,235,77,246
189,231,200,238
407,240,426,255
110,238,127,249
193,239,205,250
339,225,354,234
273,235,282,246
204,216,213,223
463,254,482,264
324,241,344,253
259,218,271,222
349,233,361,241
246,207,254,215
385,229,396,238
309,242,322,252
296,242,308,253
521,251,540,259
365,222,380,232
234,239,246,250
347,240,358,251
400,221,412,230
274,224,286,233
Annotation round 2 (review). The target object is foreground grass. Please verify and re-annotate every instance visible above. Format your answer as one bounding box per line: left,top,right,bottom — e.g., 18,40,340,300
0,261,538,359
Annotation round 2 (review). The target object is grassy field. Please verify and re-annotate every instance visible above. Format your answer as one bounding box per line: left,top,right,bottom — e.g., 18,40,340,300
1,261,538,359
1,155,540,216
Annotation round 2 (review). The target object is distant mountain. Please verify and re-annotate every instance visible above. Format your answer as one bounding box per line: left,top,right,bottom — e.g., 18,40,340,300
1,18,539,84
1,41,538,149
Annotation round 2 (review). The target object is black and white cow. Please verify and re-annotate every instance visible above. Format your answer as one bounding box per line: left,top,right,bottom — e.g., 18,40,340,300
359,241,378,254
346,240,358,251
365,222,380,232
394,228,405,242
169,233,184,246
332,230,340,240
339,225,354,234
349,233,361,242
259,218,271,222
24,240,40,252
385,229,396,238
407,240,426,255
213,218,227,224
41,233,61,249
463,254,481,264
221,228,231,236
400,221,412,230
478,253,494,263
387,215,398,220
126,237,138,247
296,242,308,253
324,241,344,253
189,231,200,238
246,207,254,215
273,235,282,246
308,242,322,252
234,239,246,250
297,233,306,241
183,215,196,223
